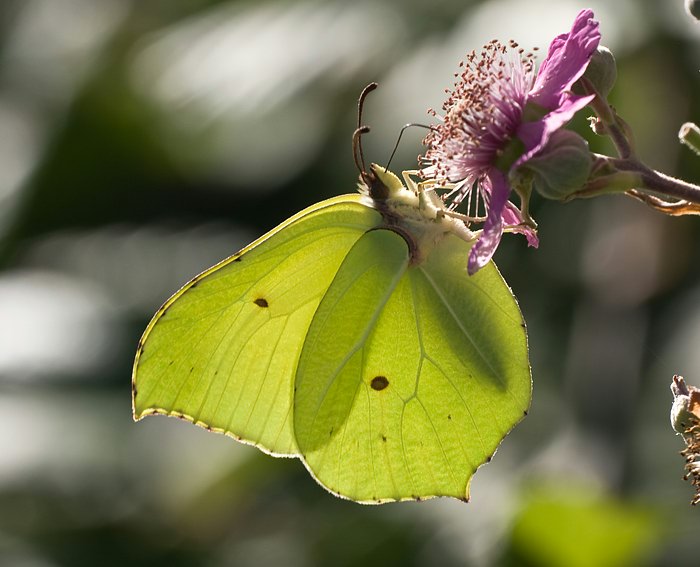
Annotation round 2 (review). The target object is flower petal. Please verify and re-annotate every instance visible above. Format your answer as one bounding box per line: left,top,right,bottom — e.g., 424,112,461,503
502,202,540,247
467,170,509,274
528,9,601,110
516,91,594,166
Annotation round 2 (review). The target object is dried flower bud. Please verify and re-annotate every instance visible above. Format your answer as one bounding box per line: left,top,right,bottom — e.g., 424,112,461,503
686,0,700,21
671,375,700,433
520,130,593,200
670,375,700,506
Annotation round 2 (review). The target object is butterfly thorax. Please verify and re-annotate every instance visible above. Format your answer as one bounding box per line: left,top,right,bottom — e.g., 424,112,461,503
358,164,475,266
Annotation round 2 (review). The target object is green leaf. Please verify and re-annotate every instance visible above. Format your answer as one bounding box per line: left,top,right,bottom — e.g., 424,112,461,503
508,487,662,567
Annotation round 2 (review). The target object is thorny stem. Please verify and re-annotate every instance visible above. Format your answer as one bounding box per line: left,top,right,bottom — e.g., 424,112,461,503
581,78,634,159
574,154,700,210
615,157,700,203
581,78,700,213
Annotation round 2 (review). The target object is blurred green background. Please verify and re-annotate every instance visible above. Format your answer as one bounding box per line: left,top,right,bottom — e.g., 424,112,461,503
1,0,699,565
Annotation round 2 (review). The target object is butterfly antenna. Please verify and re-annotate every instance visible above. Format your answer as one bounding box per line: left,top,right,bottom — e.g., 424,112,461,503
357,82,377,131
353,126,371,179
384,123,435,172
353,82,378,181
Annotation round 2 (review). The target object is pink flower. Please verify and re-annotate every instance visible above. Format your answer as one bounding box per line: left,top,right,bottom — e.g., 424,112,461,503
422,9,601,274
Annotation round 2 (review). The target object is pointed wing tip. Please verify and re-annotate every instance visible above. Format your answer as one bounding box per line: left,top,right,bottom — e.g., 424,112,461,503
132,406,162,423
131,406,230,435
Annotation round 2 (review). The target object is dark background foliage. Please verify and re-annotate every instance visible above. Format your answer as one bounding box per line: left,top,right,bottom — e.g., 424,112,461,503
0,0,698,565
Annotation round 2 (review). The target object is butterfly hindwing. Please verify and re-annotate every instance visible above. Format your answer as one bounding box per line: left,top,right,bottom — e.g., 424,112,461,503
294,229,530,503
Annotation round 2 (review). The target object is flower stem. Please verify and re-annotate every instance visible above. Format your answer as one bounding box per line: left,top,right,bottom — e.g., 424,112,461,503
581,80,700,216
581,77,634,159
641,169,700,202
574,154,700,210
611,158,700,204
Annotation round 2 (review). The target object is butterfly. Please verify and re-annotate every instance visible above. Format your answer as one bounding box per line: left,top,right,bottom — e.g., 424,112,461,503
132,84,531,503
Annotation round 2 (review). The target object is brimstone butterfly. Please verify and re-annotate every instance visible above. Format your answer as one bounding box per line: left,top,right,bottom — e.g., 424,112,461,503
132,86,531,503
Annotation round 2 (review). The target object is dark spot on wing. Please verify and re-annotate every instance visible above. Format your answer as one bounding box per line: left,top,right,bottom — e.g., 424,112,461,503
447,414,452,420
381,435,387,442
190,367,194,373
329,427,334,437
168,360,174,366
486,456,492,463
254,298,269,308
191,281,199,289
234,256,242,262
131,383,138,398
371,376,389,391
523,410,528,416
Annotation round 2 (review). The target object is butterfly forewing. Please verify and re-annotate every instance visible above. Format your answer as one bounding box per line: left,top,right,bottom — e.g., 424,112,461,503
133,196,382,456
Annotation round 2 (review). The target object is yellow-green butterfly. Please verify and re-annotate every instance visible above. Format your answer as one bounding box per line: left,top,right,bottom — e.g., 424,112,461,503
132,84,531,504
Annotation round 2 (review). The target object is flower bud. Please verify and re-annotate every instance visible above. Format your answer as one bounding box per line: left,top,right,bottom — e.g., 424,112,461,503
580,46,617,98
687,0,700,21
679,122,700,156
521,130,593,200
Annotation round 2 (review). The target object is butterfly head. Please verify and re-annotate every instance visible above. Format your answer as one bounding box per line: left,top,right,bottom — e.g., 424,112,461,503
353,82,393,201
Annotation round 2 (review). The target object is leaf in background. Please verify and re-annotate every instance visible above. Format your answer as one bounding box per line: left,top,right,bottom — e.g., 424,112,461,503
505,487,661,567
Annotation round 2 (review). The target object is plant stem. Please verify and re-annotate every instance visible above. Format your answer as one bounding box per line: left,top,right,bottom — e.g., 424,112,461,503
610,157,700,204
575,155,700,210
583,83,700,213
581,78,634,159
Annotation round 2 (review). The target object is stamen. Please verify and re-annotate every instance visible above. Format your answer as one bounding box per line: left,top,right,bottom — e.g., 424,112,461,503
421,38,536,218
